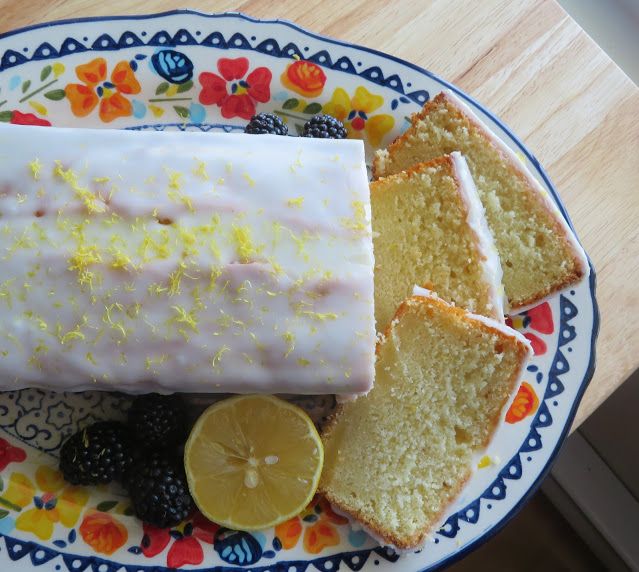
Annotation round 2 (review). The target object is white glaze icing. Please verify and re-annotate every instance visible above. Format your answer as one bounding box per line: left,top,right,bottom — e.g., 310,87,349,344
0,124,375,394
449,151,507,320
443,89,590,301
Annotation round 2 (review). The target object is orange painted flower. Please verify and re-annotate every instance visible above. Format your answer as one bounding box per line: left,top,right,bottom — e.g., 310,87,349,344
304,519,341,554
79,509,128,555
275,516,302,549
281,60,326,98
505,382,539,424
65,57,141,123
275,496,347,555
2,466,88,540
322,86,394,147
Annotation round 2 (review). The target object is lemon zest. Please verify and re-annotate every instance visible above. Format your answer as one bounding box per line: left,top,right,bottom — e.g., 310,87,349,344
59,317,87,345
242,172,256,187
171,305,199,332
28,158,42,180
211,345,230,369
340,200,367,232
0,279,16,308
208,266,222,292
168,261,187,296
193,158,209,180
102,304,128,339
231,225,261,263
54,161,105,214
282,331,295,358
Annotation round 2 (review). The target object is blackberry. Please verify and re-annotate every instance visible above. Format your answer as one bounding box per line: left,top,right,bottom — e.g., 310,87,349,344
244,112,288,135
60,421,135,486
127,452,193,528
127,394,187,448
302,114,347,139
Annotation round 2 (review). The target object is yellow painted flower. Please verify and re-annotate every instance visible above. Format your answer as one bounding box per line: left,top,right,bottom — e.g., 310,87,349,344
322,86,395,147
3,473,35,508
3,467,88,540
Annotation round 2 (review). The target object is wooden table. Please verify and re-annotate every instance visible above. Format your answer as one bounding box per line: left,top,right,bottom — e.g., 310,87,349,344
1,0,637,429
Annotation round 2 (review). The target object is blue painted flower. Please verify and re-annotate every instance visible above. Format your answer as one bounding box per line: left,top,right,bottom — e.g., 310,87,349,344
151,50,194,84
348,527,369,547
214,528,263,566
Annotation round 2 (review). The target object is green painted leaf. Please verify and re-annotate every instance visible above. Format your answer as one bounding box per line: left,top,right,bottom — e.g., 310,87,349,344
155,82,170,96
283,98,299,110
177,80,193,93
303,102,322,115
174,105,190,119
0,475,3,492
123,504,134,516
44,89,66,101
40,65,52,82
21,80,31,94
0,509,8,520
96,500,118,513
0,111,13,123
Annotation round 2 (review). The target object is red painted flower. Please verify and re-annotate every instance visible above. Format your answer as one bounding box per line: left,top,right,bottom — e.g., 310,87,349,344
9,111,51,127
140,512,219,568
526,302,553,334
0,438,26,471
506,302,554,356
199,57,272,120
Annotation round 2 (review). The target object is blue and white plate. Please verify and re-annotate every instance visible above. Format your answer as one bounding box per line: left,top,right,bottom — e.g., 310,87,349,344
0,10,598,571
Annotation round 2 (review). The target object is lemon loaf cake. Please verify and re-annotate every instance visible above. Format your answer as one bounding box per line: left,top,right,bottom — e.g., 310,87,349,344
371,151,504,331
0,123,375,394
320,290,532,549
373,90,588,310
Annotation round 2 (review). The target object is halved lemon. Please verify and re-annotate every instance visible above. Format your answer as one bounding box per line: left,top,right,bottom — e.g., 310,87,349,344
184,394,324,531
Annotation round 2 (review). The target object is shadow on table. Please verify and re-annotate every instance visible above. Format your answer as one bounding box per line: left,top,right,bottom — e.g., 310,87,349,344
448,491,604,571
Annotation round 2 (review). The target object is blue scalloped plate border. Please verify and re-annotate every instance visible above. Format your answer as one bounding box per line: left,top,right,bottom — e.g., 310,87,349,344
0,10,599,572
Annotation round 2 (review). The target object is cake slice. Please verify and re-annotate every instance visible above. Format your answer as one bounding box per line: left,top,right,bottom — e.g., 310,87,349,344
371,151,505,331
320,291,532,549
373,90,588,310
0,123,375,395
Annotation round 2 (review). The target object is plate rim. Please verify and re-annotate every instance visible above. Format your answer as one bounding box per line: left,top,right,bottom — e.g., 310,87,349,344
0,9,600,571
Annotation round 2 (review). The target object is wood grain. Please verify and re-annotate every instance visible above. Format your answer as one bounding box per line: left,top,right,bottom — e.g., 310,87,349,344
0,0,637,429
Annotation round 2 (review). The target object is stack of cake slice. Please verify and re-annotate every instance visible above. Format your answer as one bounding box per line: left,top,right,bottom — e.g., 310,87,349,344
320,90,591,549
373,90,588,310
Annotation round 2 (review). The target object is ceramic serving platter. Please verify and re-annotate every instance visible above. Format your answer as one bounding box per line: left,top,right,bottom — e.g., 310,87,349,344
0,10,598,572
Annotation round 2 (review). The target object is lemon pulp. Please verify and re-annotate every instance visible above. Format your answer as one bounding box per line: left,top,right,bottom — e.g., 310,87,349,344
184,394,324,531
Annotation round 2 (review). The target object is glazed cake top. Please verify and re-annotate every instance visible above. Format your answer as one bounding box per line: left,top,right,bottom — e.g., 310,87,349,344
0,124,375,394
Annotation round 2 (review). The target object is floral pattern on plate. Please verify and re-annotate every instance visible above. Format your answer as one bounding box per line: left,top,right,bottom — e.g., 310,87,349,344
0,10,597,572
